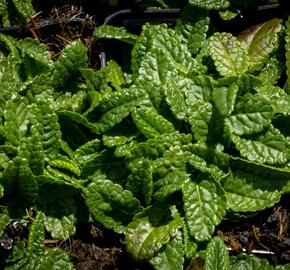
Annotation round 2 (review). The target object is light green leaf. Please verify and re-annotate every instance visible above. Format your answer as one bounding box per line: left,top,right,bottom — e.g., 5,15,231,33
43,198,77,240
231,253,275,270
106,60,125,91
212,83,238,117
205,237,230,270
0,206,9,235
231,127,290,165
83,175,142,233
93,25,138,45
208,32,248,77
132,106,175,139
183,221,198,260
286,16,290,90
188,100,212,143
183,179,227,241
0,0,9,26
238,18,282,71
223,170,281,212
74,138,102,165
189,0,230,10
49,156,81,177
150,230,184,270
125,205,183,260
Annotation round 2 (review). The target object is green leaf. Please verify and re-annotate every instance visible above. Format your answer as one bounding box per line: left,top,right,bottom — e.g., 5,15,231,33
175,6,209,54
106,60,125,91
188,100,212,143
0,157,38,204
74,138,102,165
231,127,290,165
126,158,153,206
88,85,150,133
150,230,184,270
50,40,88,87
49,156,81,177
208,32,248,77
183,221,198,260
238,18,282,71
286,16,290,90
125,205,183,260
11,0,35,22
83,175,142,233
205,237,230,270
183,179,227,241
0,0,9,26
223,170,281,212
231,253,275,270
0,206,9,235
93,25,138,45
43,198,77,240
189,0,230,10
212,83,238,117
132,106,175,139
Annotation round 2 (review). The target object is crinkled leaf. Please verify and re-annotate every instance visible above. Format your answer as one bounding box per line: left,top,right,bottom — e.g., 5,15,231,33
238,18,282,71
188,100,212,143
49,156,81,177
87,85,150,133
74,138,102,165
11,0,35,22
0,157,38,203
231,127,290,165
212,83,238,117
205,237,230,270
43,198,77,240
286,17,290,90
183,179,227,241
0,0,9,26
183,221,198,260
175,6,209,54
125,205,183,260
223,170,281,212
93,25,138,45
0,206,9,235
150,230,184,270
106,60,125,91
51,40,88,86
83,175,142,233
189,0,230,10
132,106,175,139
126,158,153,206
208,32,248,77
231,253,275,270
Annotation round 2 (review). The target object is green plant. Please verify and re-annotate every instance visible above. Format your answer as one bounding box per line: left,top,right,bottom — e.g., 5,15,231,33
1,1,290,269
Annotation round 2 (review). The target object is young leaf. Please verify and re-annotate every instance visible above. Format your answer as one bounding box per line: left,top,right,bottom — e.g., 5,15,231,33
208,32,248,77
132,106,175,139
11,0,35,22
238,18,282,71
93,25,138,45
183,179,227,241
83,175,142,233
125,205,183,260
150,230,184,270
189,0,230,10
223,170,281,212
204,237,230,270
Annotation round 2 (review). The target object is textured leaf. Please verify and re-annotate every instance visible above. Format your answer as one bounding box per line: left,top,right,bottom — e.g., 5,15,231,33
44,198,77,240
0,0,9,26
132,106,175,139
231,127,290,165
183,221,198,260
49,156,81,177
93,25,138,45
106,60,125,91
286,17,290,90
212,83,238,117
238,18,282,71
175,6,209,54
88,85,150,133
84,175,142,233
208,32,248,77
205,237,230,270
150,230,184,270
0,157,38,203
231,254,275,270
223,170,281,212
125,205,183,260
51,40,88,86
188,100,212,143
189,0,230,10
74,138,102,165
126,158,153,206
11,0,35,22
183,179,227,241
0,206,9,235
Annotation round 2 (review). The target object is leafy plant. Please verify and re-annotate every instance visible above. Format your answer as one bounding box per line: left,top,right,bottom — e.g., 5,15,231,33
1,0,290,269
